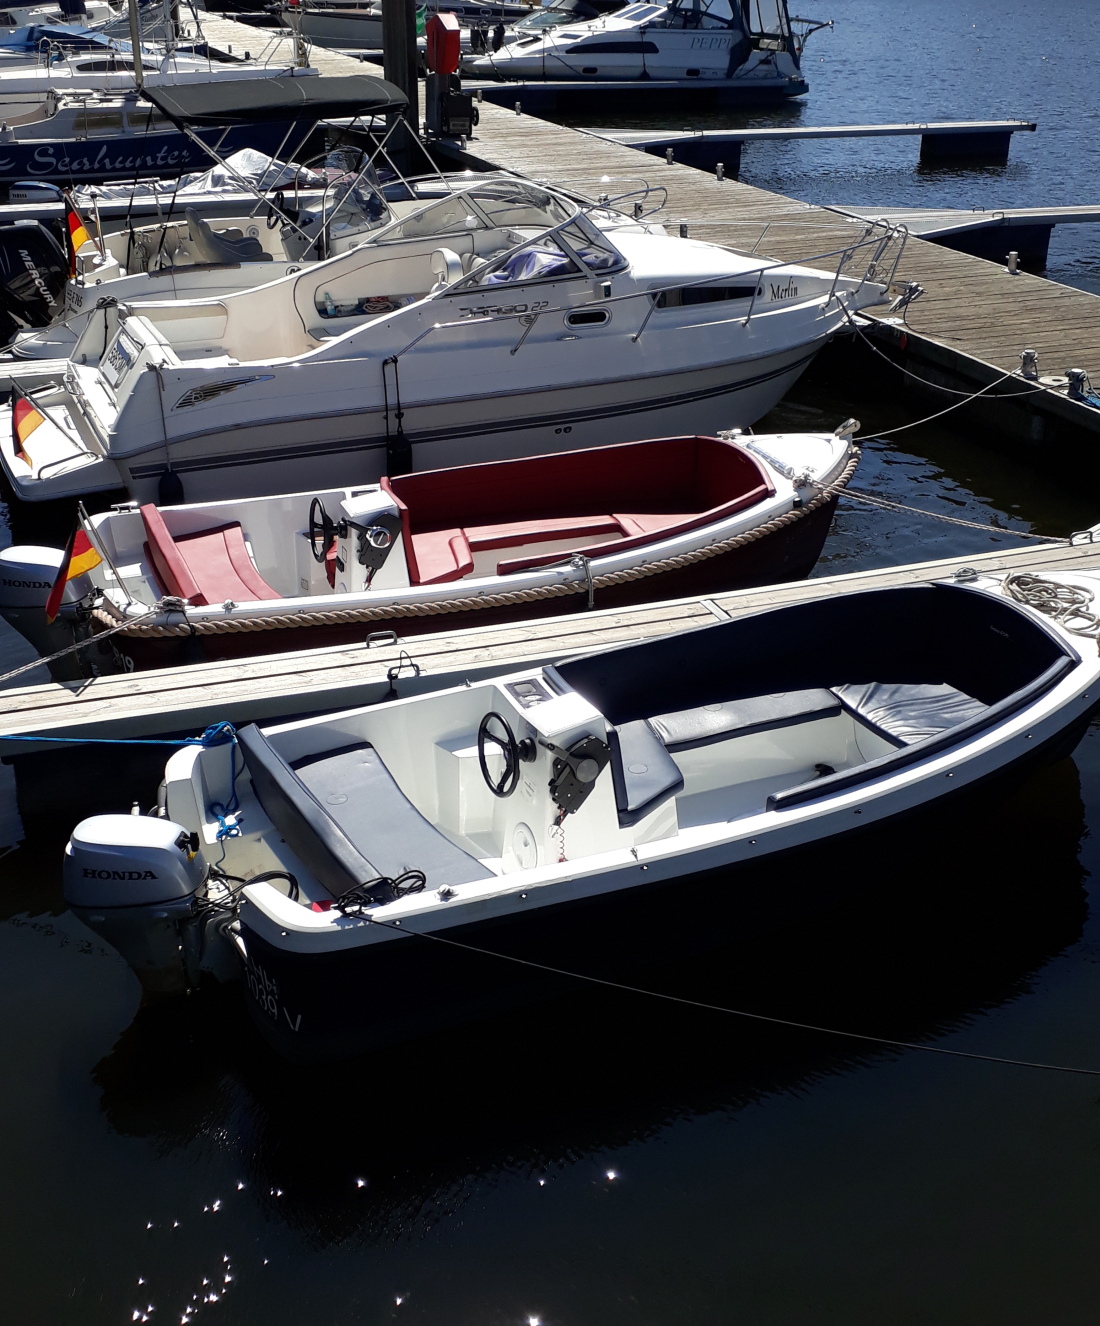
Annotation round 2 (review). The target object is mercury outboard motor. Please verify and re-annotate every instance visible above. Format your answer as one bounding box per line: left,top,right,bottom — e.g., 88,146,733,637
64,815,225,996
0,221,68,347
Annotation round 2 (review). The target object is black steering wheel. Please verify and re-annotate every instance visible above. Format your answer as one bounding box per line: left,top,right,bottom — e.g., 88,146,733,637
309,497,337,563
478,711,521,798
266,189,284,229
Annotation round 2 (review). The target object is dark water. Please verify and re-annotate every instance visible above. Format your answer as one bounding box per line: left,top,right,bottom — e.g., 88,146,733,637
6,4,1100,1322
558,0,1100,295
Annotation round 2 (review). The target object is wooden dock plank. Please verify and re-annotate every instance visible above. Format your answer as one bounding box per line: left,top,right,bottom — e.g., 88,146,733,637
2,538,1097,753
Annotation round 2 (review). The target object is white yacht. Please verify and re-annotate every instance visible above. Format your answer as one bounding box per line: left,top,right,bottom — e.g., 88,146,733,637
0,173,901,508
463,0,807,93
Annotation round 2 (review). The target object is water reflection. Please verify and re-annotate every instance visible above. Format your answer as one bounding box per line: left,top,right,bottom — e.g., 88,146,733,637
92,758,1088,1250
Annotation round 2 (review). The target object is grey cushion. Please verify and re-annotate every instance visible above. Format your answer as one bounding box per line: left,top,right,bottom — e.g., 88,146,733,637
834,683,988,747
292,742,492,890
608,720,684,828
237,725,491,898
185,207,271,264
649,689,841,752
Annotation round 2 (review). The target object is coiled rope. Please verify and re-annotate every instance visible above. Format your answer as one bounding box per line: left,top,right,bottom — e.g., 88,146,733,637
90,450,860,640
1003,573,1100,637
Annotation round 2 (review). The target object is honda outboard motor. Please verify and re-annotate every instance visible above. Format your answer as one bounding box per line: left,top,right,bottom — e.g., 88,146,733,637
0,221,68,347
64,815,220,996
0,545,101,682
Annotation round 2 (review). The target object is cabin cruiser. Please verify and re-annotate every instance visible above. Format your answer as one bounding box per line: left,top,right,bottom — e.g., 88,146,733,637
0,155,395,371
463,0,807,94
0,4,117,35
63,571,1100,1058
297,0,528,52
0,170,902,508
0,427,858,674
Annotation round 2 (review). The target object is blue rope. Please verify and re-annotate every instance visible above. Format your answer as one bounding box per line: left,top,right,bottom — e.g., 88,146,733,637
0,721,239,747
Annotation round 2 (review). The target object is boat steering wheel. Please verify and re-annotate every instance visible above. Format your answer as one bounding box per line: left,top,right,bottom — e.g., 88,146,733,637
309,497,337,563
478,711,521,798
266,189,285,229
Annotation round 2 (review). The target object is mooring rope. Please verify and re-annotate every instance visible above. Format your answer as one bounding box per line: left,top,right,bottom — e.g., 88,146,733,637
839,487,1065,542
355,911,1100,1078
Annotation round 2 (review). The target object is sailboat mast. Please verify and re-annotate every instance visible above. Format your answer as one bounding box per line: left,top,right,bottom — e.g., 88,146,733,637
127,0,145,89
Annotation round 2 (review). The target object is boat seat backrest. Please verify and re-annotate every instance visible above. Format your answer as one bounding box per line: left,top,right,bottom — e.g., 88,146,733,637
832,682,988,747
430,246,463,290
608,721,685,828
649,689,841,752
237,726,493,897
185,207,270,264
140,504,280,607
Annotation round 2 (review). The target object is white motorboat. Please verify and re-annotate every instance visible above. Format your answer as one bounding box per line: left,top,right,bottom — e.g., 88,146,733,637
0,168,902,509
0,153,397,371
63,569,1100,1058
0,425,858,673
462,0,809,92
0,3,117,32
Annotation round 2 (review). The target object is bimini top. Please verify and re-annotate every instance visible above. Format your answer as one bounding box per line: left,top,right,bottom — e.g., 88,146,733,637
144,74,408,126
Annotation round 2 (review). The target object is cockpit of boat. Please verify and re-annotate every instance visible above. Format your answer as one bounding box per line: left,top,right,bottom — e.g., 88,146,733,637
173,584,1078,913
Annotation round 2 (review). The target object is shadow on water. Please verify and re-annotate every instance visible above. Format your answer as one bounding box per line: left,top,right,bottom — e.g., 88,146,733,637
90,756,1088,1251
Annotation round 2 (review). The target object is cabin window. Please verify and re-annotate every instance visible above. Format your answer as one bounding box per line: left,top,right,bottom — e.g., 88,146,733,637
84,112,124,131
665,0,743,29
745,0,789,35
566,39,660,53
655,284,761,307
565,307,610,327
126,110,166,129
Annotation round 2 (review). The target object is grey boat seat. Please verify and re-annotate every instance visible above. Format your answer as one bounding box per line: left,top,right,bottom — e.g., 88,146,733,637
185,207,271,265
834,682,988,747
237,726,492,898
608,689,841,828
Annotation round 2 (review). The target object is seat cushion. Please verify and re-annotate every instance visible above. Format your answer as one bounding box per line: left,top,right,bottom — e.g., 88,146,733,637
291,742,492,889
238,728,492,898
608,720,684,828
833,682,988,747
408,528,473,585
649,689,841,752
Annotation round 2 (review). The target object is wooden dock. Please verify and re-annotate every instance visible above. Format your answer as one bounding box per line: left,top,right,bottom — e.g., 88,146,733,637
2,537,1098,755
195,14,1100,448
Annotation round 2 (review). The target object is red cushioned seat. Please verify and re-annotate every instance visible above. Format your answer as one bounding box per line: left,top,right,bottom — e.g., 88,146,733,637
140,504,281,605
407,528,473,585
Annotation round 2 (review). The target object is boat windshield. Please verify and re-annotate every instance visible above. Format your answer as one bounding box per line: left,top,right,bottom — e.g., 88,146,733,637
471,214,626,286
382,179,575,242
663,0,743,29
514,0,620,28
323,167,390,241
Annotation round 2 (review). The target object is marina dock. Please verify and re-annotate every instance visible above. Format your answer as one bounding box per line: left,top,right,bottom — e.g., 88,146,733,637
192,15,1100,456
2,535,1098,755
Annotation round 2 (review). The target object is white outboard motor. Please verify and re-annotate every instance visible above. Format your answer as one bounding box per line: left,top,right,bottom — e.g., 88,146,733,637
64,815,212,995
0,545,98,681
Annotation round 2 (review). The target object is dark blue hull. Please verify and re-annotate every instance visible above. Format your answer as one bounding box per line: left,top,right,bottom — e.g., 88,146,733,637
0,120,299,197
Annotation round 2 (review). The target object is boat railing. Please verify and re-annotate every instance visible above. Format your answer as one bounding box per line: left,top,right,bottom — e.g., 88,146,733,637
377,218,910,362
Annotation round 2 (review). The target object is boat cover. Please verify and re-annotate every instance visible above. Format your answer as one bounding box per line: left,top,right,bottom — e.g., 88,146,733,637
143,74,408,127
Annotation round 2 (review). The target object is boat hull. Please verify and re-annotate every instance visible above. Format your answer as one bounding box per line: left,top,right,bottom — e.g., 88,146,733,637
116,339,825,506
107,493,840,671
235,708,1096,1062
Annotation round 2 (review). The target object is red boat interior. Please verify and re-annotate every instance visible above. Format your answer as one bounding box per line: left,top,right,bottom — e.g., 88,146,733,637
141,504,281,605
136,436,774,605
384,436,774,585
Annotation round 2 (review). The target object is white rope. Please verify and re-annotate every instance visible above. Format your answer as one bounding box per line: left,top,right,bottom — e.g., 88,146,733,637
1003,573,1100,637
839,487,1064,543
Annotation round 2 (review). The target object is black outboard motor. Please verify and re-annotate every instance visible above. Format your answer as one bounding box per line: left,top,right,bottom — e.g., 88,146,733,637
0,221,68,347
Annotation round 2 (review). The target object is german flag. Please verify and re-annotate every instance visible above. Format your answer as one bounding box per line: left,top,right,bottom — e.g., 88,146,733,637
64,197,91,277
11,385,45,468
45,524,103,622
